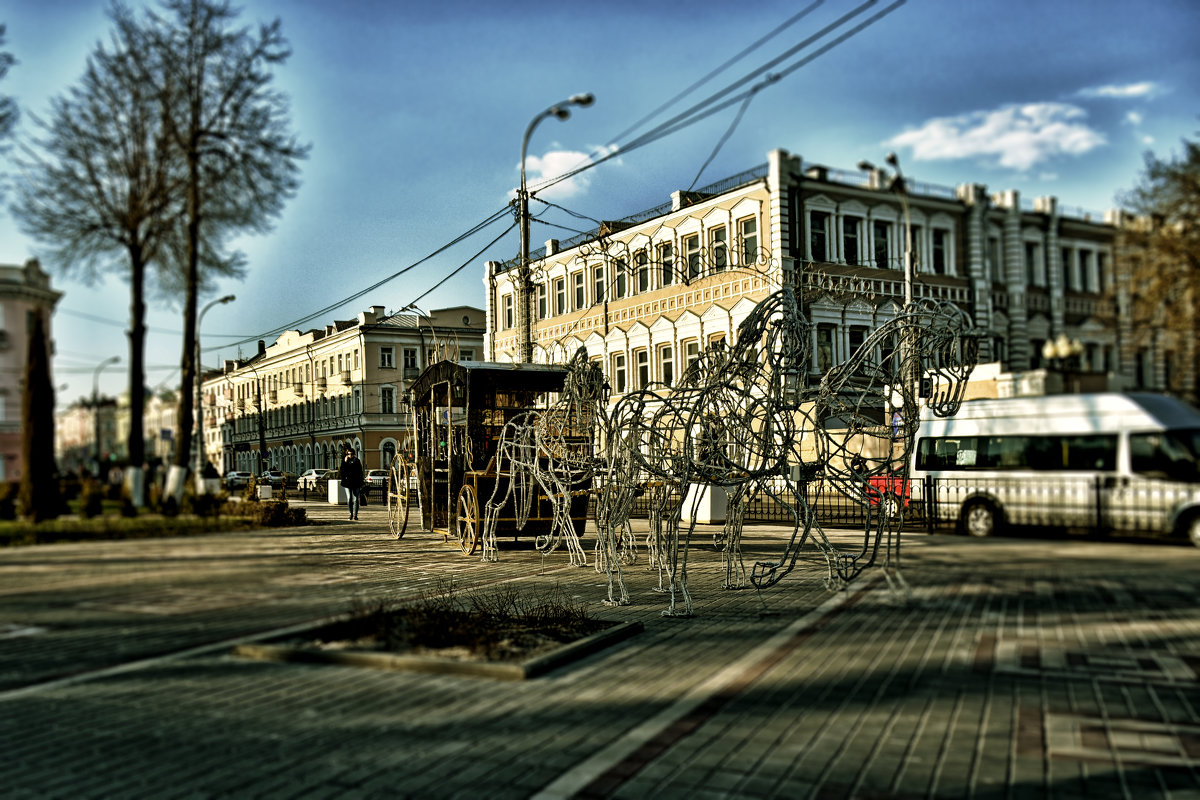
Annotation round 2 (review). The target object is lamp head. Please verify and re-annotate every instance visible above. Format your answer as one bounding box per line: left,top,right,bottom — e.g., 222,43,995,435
857,160,875,172
885,152,900,168
569,92,595,107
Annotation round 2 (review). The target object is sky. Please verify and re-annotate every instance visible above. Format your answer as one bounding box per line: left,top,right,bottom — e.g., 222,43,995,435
1,0,1197,409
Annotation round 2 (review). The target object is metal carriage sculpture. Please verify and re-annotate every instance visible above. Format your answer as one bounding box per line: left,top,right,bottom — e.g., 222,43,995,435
388,358,598,555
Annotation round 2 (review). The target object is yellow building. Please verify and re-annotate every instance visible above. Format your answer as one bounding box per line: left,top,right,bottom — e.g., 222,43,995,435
202,304,484,476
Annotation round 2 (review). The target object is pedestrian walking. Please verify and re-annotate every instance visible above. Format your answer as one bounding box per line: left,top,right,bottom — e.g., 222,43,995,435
339,447,364,520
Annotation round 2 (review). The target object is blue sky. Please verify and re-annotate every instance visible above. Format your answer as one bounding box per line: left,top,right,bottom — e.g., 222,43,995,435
2,0,1197,408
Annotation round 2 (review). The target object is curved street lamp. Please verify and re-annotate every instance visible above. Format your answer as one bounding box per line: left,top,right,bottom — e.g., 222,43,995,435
195,294,235,488
517,92,594,362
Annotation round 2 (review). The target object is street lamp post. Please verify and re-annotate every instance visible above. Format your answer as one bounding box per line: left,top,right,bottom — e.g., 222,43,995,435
517,92,594,363
195,294,235,490
859,153,917,457
92,356,119,474
857,153,913,306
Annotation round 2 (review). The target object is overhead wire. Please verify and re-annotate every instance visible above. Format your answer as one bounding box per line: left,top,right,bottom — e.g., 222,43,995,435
532,0,904,197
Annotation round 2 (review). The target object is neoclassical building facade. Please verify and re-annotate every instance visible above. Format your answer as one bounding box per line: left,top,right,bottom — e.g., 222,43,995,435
201,305,485,476
483,149,1169,400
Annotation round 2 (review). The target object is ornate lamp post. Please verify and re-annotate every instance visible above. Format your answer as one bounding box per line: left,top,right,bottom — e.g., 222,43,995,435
517,92,594,362
194,294,235,489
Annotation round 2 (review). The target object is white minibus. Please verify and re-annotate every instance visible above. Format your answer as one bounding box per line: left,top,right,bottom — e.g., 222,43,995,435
910,392,1200,545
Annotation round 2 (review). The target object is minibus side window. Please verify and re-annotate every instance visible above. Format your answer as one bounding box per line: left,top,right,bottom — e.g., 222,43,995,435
1061,434,1118,471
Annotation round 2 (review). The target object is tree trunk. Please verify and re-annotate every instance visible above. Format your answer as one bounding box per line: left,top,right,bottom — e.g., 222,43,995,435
173,149,201,472
19,308,60,522
127,249,147,468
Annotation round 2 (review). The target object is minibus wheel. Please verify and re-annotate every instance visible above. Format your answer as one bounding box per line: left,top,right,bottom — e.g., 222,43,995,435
1185,514,1200,549
961,499,1001,538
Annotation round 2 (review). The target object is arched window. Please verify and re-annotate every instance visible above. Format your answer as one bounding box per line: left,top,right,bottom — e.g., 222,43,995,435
382,440,396,468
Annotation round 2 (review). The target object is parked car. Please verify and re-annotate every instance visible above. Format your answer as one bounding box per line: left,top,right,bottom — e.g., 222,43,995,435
297,468,335,490
224,471,253,489
365,469,388,488
259,469,288,488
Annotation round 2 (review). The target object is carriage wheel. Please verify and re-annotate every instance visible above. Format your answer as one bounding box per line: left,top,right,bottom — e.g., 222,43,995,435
456,484,480,555
388,459,411,539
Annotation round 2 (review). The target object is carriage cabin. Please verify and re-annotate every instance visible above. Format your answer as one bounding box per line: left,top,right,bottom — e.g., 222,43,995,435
406,360,594,540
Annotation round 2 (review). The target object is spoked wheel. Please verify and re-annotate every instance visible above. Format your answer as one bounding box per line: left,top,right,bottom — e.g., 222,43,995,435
880,492,902,521
388,459,411,539
456,484,480,555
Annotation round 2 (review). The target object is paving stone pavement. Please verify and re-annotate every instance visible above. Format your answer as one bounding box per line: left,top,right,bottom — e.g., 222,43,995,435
4,498,1200,798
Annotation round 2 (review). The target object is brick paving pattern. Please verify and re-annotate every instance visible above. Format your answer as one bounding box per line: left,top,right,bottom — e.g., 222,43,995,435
3,498,1200,798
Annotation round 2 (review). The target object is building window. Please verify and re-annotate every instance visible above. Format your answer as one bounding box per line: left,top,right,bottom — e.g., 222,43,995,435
848,325,868,359
635,349,649,389
612,352,627,394
502,294,514,329
872,220,890,269
684,234,701,280
987,237,1002,283
593,266,605,303
1061,247,1073,291
1080,250,1093,293
708,332,726,349
683,340,701,376
554,277,566,314
537,283,548,319
709,225,728,271
403,347,417,370
843,217,860,266
572,271,585,310
659,345,674,387
615,259,627,299
909,224,923,269
1024,242,1038,286
738,216,758,265
810,211,829,262
1097,252,1108,292
381,386,395,414
460,349,474,361
659,242,675,286
932,229,949,275
816,324,835,373
635,250,650,293
379,346,394,368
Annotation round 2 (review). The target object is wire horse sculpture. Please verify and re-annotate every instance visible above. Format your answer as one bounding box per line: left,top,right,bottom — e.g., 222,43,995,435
747,298,979,599
595,287,979,616
478,347,607,565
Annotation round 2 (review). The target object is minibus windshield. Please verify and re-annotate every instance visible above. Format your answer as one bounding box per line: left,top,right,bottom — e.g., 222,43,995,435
1130,428,1200,482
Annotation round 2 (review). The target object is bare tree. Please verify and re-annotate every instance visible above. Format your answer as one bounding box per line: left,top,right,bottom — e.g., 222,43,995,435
136,0,307,477
0,23,16,141
10,6,180,488
1118,133,1200,399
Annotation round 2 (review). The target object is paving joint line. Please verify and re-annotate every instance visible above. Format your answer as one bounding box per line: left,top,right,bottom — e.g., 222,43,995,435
530,573,882,800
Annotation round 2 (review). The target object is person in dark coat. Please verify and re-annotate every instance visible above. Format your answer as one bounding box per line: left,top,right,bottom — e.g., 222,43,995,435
339,447,364,520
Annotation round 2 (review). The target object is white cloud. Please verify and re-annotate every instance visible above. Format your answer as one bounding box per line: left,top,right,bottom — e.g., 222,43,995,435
885,103,1106,172
1143,135,1156,146
1078,81,1162,99
519,144,618,200
1125,110,1144,126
